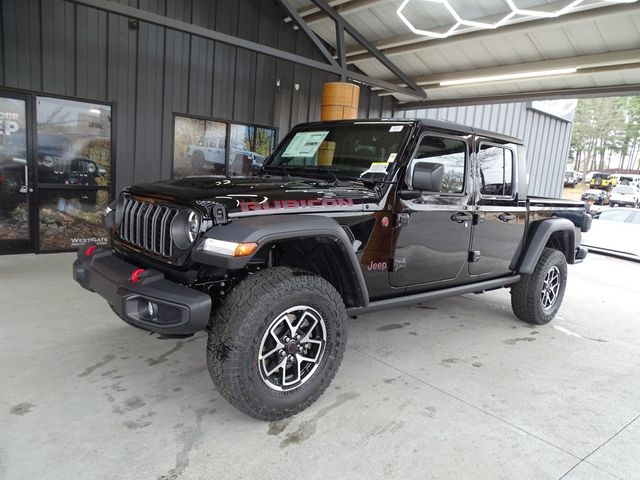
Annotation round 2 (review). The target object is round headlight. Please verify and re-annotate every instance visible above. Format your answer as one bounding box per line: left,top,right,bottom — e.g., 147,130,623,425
87,162,97,174
42,155,55,168
171,209,201,250
186,210,200,242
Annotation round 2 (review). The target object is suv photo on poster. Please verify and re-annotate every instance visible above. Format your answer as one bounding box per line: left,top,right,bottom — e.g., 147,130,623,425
173,116,276,178
36,98,112,251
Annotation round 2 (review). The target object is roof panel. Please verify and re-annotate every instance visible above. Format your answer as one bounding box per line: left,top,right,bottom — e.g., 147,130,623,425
291,0,640,103
592,14,640,51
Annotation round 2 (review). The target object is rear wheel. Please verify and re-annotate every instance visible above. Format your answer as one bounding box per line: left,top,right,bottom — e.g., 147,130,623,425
511,248,567,325
207,267,347,421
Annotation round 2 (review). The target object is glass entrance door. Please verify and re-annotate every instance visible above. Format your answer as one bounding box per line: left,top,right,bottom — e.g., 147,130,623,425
0,92,113,255
0,92,33,254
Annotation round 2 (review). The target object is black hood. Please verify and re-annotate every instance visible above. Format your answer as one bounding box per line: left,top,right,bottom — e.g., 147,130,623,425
127,175,379,215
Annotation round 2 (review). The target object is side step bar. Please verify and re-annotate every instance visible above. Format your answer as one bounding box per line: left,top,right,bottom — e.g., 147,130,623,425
346,275,521,316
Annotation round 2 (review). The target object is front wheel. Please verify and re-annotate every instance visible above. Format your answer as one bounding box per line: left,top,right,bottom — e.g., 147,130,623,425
511,248,567,325
207,267,347,421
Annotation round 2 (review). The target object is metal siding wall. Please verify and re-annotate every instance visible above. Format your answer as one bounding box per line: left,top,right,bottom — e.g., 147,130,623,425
397,102,571,197
1,0,390,191
160,0,191,180
2,0,42,91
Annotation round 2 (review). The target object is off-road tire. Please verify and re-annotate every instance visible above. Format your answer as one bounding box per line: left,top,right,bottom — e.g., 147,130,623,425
207,267,347,421
511,248,567,325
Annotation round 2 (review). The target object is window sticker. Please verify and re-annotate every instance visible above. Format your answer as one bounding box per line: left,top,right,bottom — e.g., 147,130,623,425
389,125,404,132
365,162,389,173
281,131,330,158
387,153,397,163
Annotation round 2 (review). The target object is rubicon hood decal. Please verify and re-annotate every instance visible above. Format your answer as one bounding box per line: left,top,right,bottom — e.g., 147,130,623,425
240,198,354,212
128,175,377,215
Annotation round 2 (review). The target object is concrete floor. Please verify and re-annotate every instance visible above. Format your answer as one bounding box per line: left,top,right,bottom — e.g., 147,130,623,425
1,252,639,480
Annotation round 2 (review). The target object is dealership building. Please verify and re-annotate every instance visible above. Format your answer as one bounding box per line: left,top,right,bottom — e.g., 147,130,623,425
0,0,636,254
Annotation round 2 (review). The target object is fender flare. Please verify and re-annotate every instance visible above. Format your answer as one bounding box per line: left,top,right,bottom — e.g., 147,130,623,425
191,214,369,307
516,217,576,275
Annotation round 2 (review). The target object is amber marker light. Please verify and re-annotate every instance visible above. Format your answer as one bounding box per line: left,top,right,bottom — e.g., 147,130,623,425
234,242,258,257
202,238,258,257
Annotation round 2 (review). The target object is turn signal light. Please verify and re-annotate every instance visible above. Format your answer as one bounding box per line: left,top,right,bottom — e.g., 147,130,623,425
234,242,258,257
202,238,259,257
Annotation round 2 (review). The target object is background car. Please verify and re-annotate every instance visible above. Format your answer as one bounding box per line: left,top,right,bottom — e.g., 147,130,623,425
590,172,617,191
582,208,640,261
564,170,578,187
609,185,639,208
581,188,609,205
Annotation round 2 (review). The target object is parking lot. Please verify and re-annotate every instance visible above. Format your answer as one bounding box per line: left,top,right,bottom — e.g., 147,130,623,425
1,251,638,480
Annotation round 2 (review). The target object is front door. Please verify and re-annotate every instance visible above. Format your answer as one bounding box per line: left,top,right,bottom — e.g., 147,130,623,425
390,133,473,289
0,92,34,254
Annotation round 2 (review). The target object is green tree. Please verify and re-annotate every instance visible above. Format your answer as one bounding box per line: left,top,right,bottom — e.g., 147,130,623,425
569,96,639,173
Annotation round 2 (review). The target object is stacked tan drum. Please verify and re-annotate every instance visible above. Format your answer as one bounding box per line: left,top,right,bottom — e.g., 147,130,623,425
318,82,359,166
321,82,360,121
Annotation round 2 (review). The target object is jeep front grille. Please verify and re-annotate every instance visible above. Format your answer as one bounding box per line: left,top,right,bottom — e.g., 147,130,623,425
119,197,179,258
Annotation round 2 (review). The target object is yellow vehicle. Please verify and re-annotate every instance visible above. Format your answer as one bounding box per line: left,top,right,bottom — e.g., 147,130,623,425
590,172,617,191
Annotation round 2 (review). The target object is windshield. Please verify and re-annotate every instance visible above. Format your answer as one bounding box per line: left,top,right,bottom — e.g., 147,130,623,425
592,173,609,179
265,124,410,180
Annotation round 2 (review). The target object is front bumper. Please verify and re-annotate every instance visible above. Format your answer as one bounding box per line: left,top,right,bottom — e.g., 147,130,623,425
73,245,211,335
574,246,588,264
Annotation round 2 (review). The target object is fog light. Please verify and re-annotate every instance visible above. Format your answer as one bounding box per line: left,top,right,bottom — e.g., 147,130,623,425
139,299,158,321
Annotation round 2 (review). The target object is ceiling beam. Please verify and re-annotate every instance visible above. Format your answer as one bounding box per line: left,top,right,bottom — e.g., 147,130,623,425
308,0,426,99
346,2,640,63
378,62,640,99
397,84,640,110
372,49,640,93
65,0,426,99
414,62,640,94
284,0,386,25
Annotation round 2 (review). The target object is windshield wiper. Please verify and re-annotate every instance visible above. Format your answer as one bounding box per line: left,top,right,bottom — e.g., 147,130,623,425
262,164,291,181
289,166,342,185
266,165,347,186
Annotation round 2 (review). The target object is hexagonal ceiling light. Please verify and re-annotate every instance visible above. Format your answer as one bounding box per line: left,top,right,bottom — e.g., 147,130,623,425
397,0,638,39
397,0,515,38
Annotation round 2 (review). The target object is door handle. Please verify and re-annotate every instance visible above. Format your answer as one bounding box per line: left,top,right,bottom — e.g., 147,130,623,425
498,213,516,222
19,165,33,194
451,212,472,223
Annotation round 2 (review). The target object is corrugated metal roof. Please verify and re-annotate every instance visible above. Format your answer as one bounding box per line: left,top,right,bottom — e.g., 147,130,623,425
291,0,640,104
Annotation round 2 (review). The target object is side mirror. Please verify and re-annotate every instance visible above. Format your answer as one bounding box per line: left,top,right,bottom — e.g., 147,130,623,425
410,161,444,192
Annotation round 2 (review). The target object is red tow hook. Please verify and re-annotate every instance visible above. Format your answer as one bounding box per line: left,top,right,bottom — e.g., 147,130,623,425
130,268,146,283
85,245,98,257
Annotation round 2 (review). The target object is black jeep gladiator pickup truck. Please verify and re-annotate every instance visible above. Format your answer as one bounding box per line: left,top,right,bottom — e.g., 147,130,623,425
73,119,591,420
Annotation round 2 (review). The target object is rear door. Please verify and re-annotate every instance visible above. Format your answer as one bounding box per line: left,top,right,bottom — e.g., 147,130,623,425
469,140,525,277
